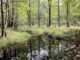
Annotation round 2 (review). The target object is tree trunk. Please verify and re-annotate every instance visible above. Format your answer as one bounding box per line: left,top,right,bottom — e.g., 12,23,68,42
7,0,11,27
14,1,18,29
48,0,52,27
58,0,61,27
66,0,70,27
11,0,15,27
38,0,40,27
28,0,32,26
4,0,10,37
1,0,5,37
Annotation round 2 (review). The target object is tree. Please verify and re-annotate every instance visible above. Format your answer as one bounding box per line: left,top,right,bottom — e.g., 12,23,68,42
11,0,15,27
7,0,11,27
14,0,19,29
1,0,5,37
66,0,70,27
38,0,40,26
48,0,52,27
58,0,61,27
4,0,10,36
28,0,32,26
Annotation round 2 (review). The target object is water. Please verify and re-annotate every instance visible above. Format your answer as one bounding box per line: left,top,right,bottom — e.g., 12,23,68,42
27,48,49,60
27,42,66,60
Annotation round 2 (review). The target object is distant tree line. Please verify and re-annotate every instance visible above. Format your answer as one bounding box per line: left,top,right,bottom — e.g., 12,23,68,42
0,0,80,37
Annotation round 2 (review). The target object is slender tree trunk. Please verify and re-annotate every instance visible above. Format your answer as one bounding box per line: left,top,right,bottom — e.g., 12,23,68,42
58,0,61,27
11,0,15,27
28,0,32,26
38,0,40,27
1,0,5,37
66,0,70,27
7,0,11,27
14,0,18,29
4,0,10,37
48,0,52,27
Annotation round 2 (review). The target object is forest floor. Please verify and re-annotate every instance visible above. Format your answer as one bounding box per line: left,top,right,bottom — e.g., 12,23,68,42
0,29,31,48
0,26,80,48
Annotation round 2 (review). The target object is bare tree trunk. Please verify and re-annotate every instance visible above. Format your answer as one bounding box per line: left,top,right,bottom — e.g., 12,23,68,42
14,0,18,29
66,0,70,27
38,0,40,27
48,0,52,27
28,0,32,26
1,0,5,37
4,0,10,37
58,0,61,27
11,0,15,27
7,0,12,27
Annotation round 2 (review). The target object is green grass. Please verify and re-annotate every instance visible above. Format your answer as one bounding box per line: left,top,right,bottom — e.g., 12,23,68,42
0,29,31,48
0,26,80,48
24,26,80,36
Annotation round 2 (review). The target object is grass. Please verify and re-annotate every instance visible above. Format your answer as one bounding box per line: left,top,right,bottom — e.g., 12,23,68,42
23,26,80,36
0,26,80,48
0,29,31,48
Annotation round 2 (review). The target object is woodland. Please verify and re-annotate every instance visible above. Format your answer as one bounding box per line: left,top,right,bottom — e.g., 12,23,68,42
0,0,80,60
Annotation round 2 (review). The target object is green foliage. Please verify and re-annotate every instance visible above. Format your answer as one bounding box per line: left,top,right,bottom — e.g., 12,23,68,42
0,29,31,48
